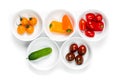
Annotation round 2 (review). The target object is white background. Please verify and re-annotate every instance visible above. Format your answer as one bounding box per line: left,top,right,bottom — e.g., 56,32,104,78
0,0,120,80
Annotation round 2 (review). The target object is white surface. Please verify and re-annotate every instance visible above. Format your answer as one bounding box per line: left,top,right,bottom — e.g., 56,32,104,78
27,37,59,71
0,0,120,80
60,37,91,70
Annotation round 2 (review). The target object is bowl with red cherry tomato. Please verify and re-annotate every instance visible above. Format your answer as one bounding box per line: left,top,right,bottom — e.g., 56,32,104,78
60,37,91,70
78,10,108,41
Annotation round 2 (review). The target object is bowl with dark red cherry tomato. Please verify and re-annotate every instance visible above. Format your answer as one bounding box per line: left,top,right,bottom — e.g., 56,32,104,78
60,37,91,70
78,10,108,41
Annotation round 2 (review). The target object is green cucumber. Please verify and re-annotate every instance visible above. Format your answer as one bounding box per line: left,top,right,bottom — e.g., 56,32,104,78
28,47,52,60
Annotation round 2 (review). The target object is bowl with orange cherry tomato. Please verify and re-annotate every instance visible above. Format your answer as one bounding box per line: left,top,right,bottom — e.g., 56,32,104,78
12,10,42,41
44,10,75,42
60,37,91,70
78,10,108,41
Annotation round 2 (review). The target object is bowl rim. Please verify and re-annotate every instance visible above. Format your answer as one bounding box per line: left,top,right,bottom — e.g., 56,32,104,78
77,9,109,42
12,9,43,41
44,9,76,42
60,37,92,70
26,37,60,71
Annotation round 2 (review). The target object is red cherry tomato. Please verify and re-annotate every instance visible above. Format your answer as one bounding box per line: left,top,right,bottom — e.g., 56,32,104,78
79,19,86,30
94,22,104,31
85,30,95,37
94,21,104,31
95,14,103,21
87,21,96,30
86,13,95,21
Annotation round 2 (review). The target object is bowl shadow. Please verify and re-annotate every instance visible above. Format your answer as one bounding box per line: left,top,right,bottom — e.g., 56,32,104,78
11,34,31,50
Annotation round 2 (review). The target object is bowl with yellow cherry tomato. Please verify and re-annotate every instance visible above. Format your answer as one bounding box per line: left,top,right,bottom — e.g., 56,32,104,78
12,10,42,41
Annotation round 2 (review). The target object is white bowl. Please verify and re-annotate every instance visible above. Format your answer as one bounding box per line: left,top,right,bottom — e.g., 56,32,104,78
44,10,75,42
78,10,108,41
12,10,42,41
27,37,59,71
60,37,91,70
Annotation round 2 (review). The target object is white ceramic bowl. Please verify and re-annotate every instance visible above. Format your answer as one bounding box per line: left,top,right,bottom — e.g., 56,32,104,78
27,37,59,71
60,37,91,70
12,10,42,41
44,10,75,42
78,10,108,41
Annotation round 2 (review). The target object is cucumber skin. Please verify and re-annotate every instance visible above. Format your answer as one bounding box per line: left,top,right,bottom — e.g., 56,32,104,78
28,47,52,60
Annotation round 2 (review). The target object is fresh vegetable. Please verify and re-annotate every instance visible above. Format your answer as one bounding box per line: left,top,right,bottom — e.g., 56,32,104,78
62,15,73,33
26,25,34,34
49,21,66,33
79,19,86,30
29,17,37,26
70,43,78,52
94,21,104,31
95,14,103,21
79,12,105,38
28,47,52,60
17,24,26,35
87,21,96,30
78,45,86,55
75,55,83,65
66,52,75,61
86,13,95,21
65,43,87,65
49,14,73,35
20,17,29,26
85,30,95,37
17,16,37,35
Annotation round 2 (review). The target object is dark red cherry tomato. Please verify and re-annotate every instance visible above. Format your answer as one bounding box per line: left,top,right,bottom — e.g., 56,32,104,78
95,14,103,21
70,43,78,52
85,30,95,37
66,52,75,61
86,13,95,21
75,55,83,65
78,45,87,55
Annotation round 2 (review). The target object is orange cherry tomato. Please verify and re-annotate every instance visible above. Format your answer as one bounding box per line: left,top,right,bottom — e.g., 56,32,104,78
29,17,37,26
20,17,29,26
17,24,26,35
26,25,34,34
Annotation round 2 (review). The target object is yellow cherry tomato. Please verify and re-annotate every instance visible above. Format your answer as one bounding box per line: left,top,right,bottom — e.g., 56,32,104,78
17,24,26,35
20,17,29,26
26,25,34,34
29,17,37,26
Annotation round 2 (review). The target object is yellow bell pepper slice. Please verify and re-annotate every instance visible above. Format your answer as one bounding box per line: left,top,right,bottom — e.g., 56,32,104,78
49,21,66,33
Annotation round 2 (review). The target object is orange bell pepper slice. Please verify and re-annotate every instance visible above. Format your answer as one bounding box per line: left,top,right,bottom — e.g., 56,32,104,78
62,15,73,33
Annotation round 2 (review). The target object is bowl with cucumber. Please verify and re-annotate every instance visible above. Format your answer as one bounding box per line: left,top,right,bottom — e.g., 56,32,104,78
27,37,59,71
